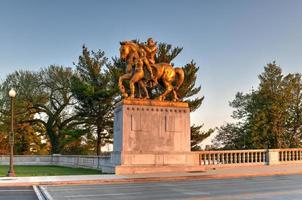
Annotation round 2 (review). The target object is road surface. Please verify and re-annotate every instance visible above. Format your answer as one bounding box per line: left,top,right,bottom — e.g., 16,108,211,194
0,186,38,200
43,174,302,200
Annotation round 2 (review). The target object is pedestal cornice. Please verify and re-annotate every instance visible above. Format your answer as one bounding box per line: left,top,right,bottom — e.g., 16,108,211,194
116,99,189,108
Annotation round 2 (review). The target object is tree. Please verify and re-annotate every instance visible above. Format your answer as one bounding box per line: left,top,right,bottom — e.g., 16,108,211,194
71,46,120,155
36,66,87,154
214,62,302,149
0,70,47,154
0,68,89,154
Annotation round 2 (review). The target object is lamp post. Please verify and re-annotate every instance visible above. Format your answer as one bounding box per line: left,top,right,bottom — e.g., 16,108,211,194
7,88,16,177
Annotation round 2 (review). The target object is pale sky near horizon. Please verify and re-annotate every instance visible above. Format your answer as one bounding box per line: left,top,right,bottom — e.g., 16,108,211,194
1,0,302,145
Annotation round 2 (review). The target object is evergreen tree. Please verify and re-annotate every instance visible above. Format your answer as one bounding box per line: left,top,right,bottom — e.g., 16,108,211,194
71,46,120,155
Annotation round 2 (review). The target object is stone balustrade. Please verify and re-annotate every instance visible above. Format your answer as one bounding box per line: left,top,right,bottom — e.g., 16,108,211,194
198,149,267,166
197,148,302,167
279,148,302,163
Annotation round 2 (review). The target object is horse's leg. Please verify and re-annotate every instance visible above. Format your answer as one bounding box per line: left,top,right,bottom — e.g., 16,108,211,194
138,80,149,99
137,83,142,98
118,73,132,98
129,70,144,98
157,80,173,101
172,89,179,101
151,64,162,85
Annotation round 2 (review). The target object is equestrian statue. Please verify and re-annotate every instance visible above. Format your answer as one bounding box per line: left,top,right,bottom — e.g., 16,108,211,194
118,38,184,101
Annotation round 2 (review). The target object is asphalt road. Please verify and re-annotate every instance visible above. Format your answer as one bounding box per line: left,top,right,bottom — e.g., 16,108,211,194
43,174,302,200
0,186,38,200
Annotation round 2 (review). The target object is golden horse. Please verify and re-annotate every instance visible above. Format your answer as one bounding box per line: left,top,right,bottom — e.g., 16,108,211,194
119,41,149,99
151,63,184,101
119,41,185,101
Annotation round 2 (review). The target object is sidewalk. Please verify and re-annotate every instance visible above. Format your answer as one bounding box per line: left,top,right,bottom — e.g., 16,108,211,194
1,164,302,186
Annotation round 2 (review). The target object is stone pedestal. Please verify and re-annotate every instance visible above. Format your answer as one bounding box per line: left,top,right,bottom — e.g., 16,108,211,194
110,99,202,174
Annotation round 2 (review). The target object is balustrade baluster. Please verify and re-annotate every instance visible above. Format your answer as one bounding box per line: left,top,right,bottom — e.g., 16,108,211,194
208,154,211,165
221,154,225,164
230,153,233,164
251,152,254,163
286,151,288,161
238,153,241,163
242,153,245,163
204,154,207,165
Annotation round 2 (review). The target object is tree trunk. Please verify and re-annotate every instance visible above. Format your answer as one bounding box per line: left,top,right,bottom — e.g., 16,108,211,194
48,129,60,154
96,122,102,156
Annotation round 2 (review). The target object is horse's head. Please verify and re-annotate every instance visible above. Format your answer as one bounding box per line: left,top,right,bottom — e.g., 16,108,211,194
119,41,131,61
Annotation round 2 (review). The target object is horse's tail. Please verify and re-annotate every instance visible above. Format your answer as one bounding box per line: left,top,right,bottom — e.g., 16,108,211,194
174,67,184,91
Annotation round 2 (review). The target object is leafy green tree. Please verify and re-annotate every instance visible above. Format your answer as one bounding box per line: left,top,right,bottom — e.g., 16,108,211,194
71,46,120,155
6,66,87,154
0,70,47,154
214,62,302,149
31,66,87,154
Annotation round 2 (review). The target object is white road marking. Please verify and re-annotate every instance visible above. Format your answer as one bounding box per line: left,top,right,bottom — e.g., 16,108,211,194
39,186,54,200
33,186,45,200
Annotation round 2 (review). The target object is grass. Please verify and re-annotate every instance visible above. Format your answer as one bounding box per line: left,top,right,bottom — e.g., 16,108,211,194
0,165,102,177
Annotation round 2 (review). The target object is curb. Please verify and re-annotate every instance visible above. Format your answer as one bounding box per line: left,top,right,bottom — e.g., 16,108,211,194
2,169,302,187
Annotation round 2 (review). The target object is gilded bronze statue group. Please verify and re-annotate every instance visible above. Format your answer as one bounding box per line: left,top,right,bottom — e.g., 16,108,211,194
118,38,184,101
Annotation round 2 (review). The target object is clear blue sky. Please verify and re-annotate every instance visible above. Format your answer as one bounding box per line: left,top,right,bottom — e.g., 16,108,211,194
1,0,302,142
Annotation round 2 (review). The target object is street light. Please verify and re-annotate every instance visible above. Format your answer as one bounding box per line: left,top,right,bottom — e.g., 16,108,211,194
7,88,16,177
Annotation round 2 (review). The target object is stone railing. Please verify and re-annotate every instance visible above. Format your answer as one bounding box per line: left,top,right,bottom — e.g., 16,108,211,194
198,149,267,167
278,148,302,163
0,154,112,172
0,155,52,165
197,148,302,167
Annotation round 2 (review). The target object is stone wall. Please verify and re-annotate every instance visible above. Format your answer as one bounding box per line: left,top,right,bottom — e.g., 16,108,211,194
0,155,112,172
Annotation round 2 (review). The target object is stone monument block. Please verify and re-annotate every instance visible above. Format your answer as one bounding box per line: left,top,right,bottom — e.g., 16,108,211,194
110,99,202,174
